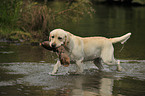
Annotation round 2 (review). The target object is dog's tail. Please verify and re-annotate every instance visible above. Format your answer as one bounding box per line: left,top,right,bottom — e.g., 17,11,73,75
109,33,131,44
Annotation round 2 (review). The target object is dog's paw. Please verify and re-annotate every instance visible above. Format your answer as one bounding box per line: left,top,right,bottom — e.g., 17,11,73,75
48,72,57,76
117,60,122,72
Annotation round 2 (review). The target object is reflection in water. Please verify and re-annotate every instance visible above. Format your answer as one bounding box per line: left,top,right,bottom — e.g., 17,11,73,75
71,77,114,96
113,77,145,96
0,43,57,63
70,77,113,96
0,60,145,96
100,78,113,96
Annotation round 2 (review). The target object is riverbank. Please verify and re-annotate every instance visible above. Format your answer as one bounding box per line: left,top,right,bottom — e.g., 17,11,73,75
1,0,145,43
0,0,94,43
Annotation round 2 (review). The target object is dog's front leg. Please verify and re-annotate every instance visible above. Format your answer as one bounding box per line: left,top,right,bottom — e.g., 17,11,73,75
51,60,61,75
76,58,84,74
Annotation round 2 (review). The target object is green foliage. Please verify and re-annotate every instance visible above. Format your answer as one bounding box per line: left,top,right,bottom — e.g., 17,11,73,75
0,0,95,42
55,0,95,23
0,0,24,41
0,0,23,26
17,0,95,41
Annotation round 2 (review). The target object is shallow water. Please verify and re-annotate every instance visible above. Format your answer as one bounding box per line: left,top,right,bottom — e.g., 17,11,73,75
0,43,145,96
1,2,145,96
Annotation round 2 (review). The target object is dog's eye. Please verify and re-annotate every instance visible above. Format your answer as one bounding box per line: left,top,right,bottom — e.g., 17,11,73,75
58,37,62,40
52,36,54,38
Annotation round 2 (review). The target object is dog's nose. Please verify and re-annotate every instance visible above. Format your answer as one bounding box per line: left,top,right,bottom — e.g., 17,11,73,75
51,43,56,48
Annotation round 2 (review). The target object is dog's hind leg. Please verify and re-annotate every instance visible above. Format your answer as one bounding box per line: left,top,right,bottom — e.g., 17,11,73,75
93,58,103,70
101,45,122,71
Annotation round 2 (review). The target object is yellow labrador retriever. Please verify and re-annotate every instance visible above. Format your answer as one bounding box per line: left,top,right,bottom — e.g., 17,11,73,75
49,29,131,75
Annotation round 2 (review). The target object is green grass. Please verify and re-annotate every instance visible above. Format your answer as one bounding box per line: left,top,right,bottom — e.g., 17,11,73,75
0,0,94,42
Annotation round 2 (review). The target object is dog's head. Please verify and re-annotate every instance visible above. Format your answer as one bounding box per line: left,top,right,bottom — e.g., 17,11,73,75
49,29,69,48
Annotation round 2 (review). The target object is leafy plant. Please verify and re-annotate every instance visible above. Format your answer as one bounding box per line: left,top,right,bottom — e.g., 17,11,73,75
0,0,95,42
0,0,23,26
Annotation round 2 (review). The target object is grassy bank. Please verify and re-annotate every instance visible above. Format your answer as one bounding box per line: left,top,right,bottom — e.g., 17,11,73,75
0,0,94,42
0,0,30,42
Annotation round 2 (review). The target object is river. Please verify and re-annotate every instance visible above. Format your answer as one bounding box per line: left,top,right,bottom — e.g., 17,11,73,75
0,2,145,96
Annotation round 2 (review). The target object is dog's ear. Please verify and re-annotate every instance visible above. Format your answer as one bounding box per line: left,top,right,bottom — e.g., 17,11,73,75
64,35,68,46
64,33,70,46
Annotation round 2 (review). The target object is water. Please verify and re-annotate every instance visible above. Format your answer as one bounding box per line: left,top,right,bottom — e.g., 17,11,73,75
0,3,145,96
